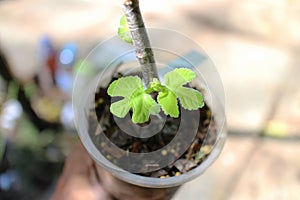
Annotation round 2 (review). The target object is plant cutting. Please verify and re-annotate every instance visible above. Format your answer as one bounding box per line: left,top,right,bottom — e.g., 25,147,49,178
75,0,226,199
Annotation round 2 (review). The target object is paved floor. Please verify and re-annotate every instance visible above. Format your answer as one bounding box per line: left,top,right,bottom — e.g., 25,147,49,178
1,0,300,199
174,136,300,200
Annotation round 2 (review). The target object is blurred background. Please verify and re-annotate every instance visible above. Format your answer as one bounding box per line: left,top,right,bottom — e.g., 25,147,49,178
0,0,300,199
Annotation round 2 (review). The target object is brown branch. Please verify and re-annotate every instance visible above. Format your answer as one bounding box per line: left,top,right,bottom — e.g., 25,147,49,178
122,0,159,87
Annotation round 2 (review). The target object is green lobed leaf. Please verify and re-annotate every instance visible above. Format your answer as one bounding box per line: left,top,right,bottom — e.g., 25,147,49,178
172,87,204,110
107,76,160,123
107,68,204,123
130,92,160,123
110,98,130,118
165,68,196,88
108,76,143,98
118,15,133,45
157,89,179,117
161,68,204,112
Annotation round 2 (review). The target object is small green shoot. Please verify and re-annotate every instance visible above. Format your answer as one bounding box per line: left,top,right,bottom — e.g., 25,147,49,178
107,68,204,124
194,151,206,163
118,15,133,45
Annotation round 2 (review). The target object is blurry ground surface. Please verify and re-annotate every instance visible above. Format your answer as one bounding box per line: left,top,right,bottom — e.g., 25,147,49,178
0,0,300,199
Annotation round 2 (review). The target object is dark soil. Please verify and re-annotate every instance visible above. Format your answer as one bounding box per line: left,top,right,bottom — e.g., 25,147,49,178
89,76,218,178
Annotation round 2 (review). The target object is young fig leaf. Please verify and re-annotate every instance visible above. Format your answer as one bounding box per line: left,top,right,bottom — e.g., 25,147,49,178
107,76,160,123
118,15,133,45
107,68,204,123
157,89,179,118
156,68,204,116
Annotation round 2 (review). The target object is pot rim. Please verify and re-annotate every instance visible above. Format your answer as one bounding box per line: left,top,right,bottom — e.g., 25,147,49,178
73,28,226,188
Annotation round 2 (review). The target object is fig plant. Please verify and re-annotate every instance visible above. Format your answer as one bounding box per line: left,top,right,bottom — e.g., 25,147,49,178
108,68,204,123
108,1,204,124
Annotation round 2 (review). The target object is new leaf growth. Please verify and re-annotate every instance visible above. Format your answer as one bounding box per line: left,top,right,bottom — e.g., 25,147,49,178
118,15,133,45
107,68,204,124
111,1,204,123
107,76,160,123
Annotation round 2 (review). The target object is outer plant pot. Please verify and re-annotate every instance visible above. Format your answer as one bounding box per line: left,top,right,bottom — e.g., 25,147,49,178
73,28,226,197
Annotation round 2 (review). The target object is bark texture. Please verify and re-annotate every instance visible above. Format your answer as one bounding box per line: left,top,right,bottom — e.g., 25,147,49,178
122,0,159,86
